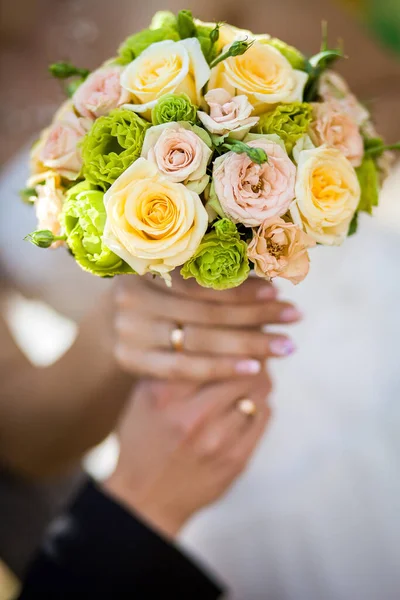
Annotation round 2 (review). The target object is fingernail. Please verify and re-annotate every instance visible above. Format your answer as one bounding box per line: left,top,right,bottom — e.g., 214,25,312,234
257,286,277,300
280,308,303,322
270,339,296,357
235,359,261,375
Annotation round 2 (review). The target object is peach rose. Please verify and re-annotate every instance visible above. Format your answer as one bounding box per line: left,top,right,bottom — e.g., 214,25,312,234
198,88,259,140
141,122,212,193
248,217,316,284
38,102,92,180
73,66,131,119
310,102,364,167
35,176,65,248
318,70,369,126
212,137,296,227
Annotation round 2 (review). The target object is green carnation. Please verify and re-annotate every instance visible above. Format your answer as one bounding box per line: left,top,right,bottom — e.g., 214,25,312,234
255,103,313,154
266,38,306,70
62,181,132,277
181,219,250,290
152,93,197,125
82,109,150,191
118,26,180,64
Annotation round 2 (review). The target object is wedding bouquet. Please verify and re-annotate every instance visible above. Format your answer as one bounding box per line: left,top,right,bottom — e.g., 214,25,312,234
23,10,399,288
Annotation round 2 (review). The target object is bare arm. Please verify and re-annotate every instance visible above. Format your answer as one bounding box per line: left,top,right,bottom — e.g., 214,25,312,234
0,286,133,478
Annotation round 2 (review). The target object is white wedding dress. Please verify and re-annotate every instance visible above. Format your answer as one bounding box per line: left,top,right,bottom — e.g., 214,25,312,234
1,152,400,600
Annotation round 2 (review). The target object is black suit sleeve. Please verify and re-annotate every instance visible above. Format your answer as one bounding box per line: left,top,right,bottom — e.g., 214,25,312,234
18,479,224,600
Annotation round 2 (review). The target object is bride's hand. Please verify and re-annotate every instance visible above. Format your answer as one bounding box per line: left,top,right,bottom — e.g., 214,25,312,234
104,375,272,538
113,273,302,382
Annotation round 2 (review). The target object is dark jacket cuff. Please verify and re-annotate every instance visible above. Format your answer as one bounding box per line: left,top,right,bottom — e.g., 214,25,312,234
19,479,223,599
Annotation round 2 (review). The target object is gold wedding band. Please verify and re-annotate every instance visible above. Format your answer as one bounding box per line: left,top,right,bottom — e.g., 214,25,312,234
237,398,257,417
170,324,185,352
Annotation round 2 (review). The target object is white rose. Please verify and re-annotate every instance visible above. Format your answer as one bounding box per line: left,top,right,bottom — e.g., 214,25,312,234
208,41,308,114
198,88,259,140
141,121,212,194
120,39,210,119
292,146,360,246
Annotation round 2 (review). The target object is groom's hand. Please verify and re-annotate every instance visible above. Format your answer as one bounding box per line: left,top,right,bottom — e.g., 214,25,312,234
112,272,302,382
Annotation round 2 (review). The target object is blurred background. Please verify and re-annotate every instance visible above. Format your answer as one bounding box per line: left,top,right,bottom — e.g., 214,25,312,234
1,1,400,599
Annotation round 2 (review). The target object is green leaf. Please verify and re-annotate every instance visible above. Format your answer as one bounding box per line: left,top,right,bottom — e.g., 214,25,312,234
65,78,85,98
19,188,37,204
348,212,358,237
356,156,379,214
177,10,197,39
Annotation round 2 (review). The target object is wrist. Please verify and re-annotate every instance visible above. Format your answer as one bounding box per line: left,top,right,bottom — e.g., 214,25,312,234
102,474,187,540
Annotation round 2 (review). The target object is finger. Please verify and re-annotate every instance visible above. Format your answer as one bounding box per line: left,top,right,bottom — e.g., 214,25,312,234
117,283,301,327
145,272,278,304
114,346,264,382
116,316,296,359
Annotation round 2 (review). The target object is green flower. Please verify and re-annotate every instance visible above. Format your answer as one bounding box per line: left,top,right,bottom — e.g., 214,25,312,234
255,103,313,154
152,93,197,125
82,109,150,190
181,219,250,290
118,26,180,64
62,181,132,276
266,38,306,70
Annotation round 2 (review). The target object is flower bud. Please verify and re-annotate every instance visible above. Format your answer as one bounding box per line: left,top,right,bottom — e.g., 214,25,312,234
24,230,58,248
49,61,89,80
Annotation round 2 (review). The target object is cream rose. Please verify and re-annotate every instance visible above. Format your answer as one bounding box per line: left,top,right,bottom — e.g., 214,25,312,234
310,102,364,167
141,122,212,193
35,176,65,248
103,158,208,280
120,39,210,118
37,102,92,181
212,136,296,227
208,42,308,114
248,217,316,284
292,146,360,245
73,66,131,119
198,88,259,140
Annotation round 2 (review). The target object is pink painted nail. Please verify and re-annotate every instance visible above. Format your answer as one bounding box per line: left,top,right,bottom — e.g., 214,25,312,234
270,339,296,357
280,308,303,322
235,359,261,375
257,286,277,300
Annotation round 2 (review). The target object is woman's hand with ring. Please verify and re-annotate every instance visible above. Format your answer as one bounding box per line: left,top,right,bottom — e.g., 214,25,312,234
112,272,302,382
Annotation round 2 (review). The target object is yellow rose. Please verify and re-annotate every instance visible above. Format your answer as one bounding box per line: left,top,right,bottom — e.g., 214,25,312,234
291,146,360,246
103,158,208,281
208,41,308,114
120,39,210,119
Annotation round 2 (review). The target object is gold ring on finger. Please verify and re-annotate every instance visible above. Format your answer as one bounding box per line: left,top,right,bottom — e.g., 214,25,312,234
170,324,185,352
236,398,257,417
